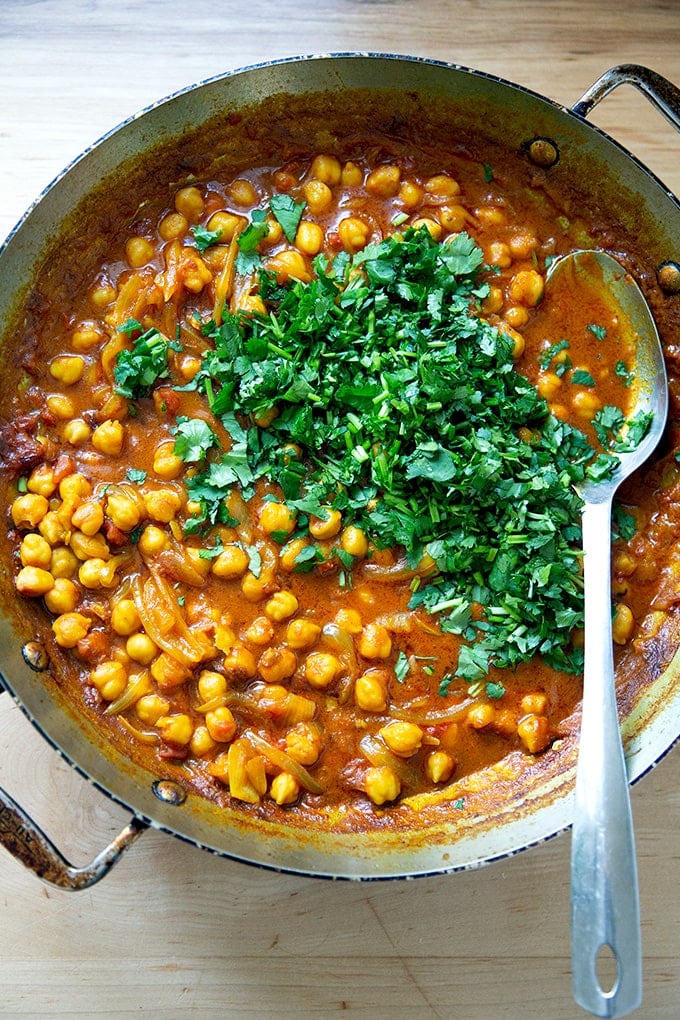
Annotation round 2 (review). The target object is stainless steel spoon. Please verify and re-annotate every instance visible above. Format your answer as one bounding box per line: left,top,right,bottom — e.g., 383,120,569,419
545,251,668,1018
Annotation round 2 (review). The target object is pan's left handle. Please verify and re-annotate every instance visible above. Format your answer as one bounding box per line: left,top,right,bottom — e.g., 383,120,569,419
572,63,680,135
0,783,148,890
0,684,148,890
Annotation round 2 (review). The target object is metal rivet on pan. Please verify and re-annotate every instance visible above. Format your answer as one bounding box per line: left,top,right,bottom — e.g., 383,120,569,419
525,137,560,168
21,641,50,672
152,779,187,806
657,261,680,294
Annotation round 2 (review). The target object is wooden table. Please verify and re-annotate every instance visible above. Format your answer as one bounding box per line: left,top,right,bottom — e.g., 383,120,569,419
1,1,678,1016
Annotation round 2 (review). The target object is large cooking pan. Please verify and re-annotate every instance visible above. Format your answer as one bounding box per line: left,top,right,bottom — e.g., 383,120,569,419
0,54,679,890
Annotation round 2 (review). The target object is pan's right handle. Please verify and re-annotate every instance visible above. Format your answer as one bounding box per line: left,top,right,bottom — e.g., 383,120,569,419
573,64,680,135
0,783,148,890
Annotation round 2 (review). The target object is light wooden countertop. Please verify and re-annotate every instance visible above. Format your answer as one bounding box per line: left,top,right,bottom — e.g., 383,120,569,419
1,1,679,1017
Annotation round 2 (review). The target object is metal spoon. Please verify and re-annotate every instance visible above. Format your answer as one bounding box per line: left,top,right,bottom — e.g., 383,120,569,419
545,250,668,1018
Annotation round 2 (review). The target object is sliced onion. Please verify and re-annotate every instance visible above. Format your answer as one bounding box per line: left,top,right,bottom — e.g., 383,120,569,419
244,730,323,794
104,670,151,715
361,553,438,583
359,733,421,787
117,716,160,745
131,570,213,666
388,698,473,726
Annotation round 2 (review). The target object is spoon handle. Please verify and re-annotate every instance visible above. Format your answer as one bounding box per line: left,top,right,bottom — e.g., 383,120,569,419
571,496,642,1018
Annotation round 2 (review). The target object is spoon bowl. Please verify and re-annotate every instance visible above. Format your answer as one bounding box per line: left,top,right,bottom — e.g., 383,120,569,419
545,250,668,1018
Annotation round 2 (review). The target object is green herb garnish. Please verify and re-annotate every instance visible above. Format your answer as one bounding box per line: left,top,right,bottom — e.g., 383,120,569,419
113,323,172,399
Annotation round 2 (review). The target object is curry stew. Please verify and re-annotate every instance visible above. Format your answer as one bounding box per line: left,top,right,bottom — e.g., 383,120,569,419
0,91,677,833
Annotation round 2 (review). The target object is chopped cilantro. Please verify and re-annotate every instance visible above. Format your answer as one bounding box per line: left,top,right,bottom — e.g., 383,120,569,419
485,680,506,699
588,323,607,340
269,194,306,243
191,224,223,251
172,417,219,462
113,325,172,398
571,369,596,387
235,210,270,274
125,468,147,484
394,651,410,683
615,360,634,387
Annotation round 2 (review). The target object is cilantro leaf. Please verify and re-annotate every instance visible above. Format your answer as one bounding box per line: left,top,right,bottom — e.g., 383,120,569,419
173,417,219,462
270,194,306,243
113,326,171,398
191,224,223,252
125,468,147,484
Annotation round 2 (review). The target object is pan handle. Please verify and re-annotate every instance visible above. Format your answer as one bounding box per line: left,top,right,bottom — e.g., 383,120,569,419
572,64,680,134
0,783,148,890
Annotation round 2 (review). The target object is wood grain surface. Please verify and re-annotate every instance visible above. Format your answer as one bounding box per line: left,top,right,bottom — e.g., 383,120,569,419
1,1,679,1017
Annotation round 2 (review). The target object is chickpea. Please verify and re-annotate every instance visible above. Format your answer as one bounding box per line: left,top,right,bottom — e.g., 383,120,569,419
265,249,311,284
49,354,84,385
71,500,104,536
286,617,321,649
137,524,170,557
364,765,401,805
144,488,182,523
334,607,363,634
12,493,49,529
90,283,116,310
50,546,79,579
517,713,551,754
126,632,158,665
227,178,258,207
211,544,250,579
136,694,170,725
206,210,247,241
302,179,333,214
467,703,496,729
223,644,257,681
198,669,228,703
71,324,102,352
111,599,141,636
295,221,324,256
572,390,601,419
157,713,194,746
63,419,91,446
508,231,539,259
309,508,342,540
338,216,370,253
341,161,363,187
92,419,124,456
397,181,423,209
125,236,155,268
205,705,237,743
52,612,91,648
537,371,562,400
241,571,276,602
20,533,52,569
438,206,467,233
265,590,299,622
358,622,392,660
339,525,369,558
259,500,296,537
78,557,116,589
107,491,142,532
504,305,530,329
270,772,300,806
159,211,189,241
46,394,75,420
612,603,635,645
509,269,544,307
252,405,279,428
237,294,266,317
258,646,297,683
485,240,512,268
379,720,423,757
366,165,401,197
70,531,109,561
285,722,323,765
476,205,507,227
425,174,460,199
304,651,342,689
309,155,342,186
15,565,54,597
26,464,55,498
520,692,548,716
59,472,91,502
174,185,204,221
410,217,442,240
91,660,127,701
44,577,78,615
190,725,217,758
39,511,67,546
426,750,456,783
279,537,311,573
355,668,389,712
